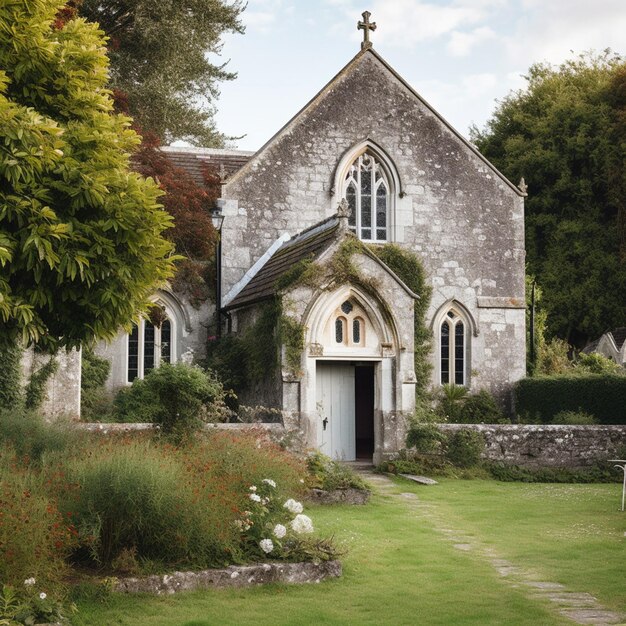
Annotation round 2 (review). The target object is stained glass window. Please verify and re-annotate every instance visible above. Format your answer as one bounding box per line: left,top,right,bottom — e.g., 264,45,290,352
353,319,361,344
335,318,344,343
161,319,171,363
128,324,139,382
127,315,174,382
440,310,467,386
343,152,389,242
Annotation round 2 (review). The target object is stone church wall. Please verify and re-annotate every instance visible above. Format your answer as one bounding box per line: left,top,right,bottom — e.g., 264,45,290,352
21,347,81,420
220,52,525,398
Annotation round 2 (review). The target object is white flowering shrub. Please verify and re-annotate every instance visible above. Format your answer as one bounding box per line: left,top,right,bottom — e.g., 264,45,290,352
234,479,337,562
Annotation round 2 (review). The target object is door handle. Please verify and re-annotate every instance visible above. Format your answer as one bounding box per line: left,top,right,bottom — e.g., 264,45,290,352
322,417,329,431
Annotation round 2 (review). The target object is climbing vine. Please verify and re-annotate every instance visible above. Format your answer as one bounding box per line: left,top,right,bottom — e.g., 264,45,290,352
370,244,433,399
208,235,432,400
24,356,59,410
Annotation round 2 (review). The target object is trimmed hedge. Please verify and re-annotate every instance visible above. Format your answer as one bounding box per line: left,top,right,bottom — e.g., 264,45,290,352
515,374,626,424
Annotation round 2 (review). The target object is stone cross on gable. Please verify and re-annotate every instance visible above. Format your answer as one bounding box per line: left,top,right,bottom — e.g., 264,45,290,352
358,11,377,50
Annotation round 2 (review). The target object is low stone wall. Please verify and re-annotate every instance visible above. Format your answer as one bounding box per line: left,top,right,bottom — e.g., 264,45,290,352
79,422,285,434
438,424,626,469
114,561,342,594
307,488,371,505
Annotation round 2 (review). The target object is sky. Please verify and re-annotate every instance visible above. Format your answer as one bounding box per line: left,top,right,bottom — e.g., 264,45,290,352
208,0,625,151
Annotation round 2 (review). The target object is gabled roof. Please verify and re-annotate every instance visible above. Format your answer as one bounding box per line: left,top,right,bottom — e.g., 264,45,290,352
160,146,254,186
583,328,626,353
609,328,626,351
224,216,340,311
225,47,524,197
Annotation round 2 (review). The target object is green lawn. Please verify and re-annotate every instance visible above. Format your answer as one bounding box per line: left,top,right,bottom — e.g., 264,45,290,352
71,478,625,625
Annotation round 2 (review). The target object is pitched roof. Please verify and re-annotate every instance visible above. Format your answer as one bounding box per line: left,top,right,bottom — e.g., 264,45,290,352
224,216,340,311
609,327,626,350
225,48,524,197
160,146,254,186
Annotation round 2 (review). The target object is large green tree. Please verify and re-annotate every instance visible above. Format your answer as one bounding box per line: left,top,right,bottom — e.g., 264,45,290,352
472,51,626,346
78,0,245,146
0,0,176,351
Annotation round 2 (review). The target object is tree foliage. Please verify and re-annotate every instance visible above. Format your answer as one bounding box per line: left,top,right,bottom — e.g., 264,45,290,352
472,51,626,345
78,0,245,146
0,0,176,350
132,135,221,305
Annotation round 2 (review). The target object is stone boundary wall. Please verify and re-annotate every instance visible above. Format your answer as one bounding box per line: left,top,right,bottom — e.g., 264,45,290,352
114,561,342,594
79,422,285,434
438,424,626,468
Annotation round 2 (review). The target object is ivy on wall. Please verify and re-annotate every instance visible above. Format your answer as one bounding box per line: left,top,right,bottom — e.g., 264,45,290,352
208,235,432,400
0,345,59,411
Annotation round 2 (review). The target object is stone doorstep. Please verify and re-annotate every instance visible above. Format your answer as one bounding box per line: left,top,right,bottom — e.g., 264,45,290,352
114,560,342,595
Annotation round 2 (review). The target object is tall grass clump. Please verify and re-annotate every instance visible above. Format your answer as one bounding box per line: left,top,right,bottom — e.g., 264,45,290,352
58,436,237,569
0,450,76,590
0,408,76,465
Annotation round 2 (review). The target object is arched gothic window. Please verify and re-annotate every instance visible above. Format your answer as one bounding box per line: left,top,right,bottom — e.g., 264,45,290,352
333,300,366,346
440,309,467,386
344,152,389,242
127,316,174,382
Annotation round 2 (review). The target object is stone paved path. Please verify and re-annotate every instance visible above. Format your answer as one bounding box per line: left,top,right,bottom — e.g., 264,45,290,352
360,471,625,626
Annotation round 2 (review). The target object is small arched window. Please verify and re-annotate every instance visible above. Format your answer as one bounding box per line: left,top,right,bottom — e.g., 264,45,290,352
440,309,467,386
344,152,389,242
127,315,174,382
333,301,366,347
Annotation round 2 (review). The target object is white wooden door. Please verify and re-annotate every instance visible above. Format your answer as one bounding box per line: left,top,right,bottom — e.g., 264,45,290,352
316,362,356,461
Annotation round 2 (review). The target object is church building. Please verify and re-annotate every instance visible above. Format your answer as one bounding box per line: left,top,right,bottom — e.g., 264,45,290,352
91,13,527,463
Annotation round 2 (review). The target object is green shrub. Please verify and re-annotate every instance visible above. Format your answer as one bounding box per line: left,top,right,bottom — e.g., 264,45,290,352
435,384,467,421
575,352,622,374
515,374,626,424
445,429,485,468
551,410,598,425
113,363,230,438
486,462,620,483
378,454,490,480
81,348,112,421
406,422,446,453
536,337,572,375
458,390,509,424
306,451,369,491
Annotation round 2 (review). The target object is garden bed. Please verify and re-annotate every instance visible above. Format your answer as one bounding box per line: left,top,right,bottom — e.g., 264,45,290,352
114,560,342,594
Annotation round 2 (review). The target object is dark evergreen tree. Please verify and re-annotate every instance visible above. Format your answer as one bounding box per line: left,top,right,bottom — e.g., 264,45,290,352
472,51,626,346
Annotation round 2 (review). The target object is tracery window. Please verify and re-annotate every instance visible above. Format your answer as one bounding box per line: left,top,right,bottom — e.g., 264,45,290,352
334,300,365,346
344,152,389,242
440,309,466,386
127,317,173,382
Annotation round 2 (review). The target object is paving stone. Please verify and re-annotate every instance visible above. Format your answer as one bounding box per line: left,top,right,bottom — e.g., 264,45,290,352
524,582,567,591
544,592,598,607
560,609,624,624
399,474,438,485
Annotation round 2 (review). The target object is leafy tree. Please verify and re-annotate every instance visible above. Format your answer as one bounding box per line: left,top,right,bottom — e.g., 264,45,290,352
132,134,221,305
472,51,626,346
0,0,176,351
78,0,245,146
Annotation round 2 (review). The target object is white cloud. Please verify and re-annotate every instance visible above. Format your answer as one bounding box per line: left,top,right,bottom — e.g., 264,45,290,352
505,0,626,67
447,26,496,57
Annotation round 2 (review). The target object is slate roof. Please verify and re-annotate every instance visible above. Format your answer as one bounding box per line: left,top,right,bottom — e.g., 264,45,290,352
160,146,254,186
609,328,626,350
583,327,626,353
225,216,340,311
